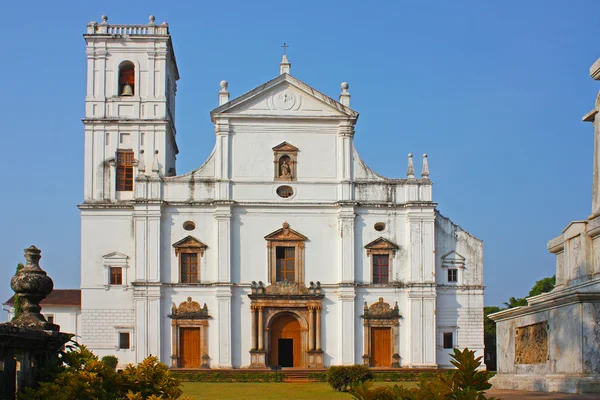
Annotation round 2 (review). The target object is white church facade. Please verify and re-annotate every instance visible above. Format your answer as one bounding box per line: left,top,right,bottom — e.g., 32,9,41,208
79,16,484,369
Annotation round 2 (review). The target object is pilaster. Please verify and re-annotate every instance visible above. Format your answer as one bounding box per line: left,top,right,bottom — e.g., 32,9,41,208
215,287,232,368
337,287,356,364
337,121,355,200
214,204,232,283
133,203,163,283
406,206,436,283
133,284,162,363
338,205,356,283
214,119,231,200
408,288,437,367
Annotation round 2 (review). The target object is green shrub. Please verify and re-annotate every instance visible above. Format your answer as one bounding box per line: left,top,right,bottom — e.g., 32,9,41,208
326,365,374,392
19,345,184,400
348,349,498,400
307,372,327,382
101,355,119,371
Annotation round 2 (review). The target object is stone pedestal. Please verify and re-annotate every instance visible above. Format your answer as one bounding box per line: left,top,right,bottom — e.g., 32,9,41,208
307,350,324,368
249,350,266,368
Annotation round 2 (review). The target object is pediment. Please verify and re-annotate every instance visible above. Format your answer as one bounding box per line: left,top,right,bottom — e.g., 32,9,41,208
272,141,299,152
441,251,466,268
365,237,399,253
265,222,307,242
102,251,129,260
211,74,358,119
173,236,208,255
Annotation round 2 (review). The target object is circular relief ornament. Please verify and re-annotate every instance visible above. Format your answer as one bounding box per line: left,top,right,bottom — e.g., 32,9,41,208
183,221,196,231
274,91,297,110
276,185,294,199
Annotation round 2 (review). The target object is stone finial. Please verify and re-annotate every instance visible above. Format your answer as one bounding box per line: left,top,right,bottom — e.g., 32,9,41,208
280,54,291,75
219,80,230,106
151,150,160,175
101,15,108,24
421,154,430,178
282,221,290,229
149,15,156,25
10,246,56,330
137,150,146,175
339,82,351,107
406,153,415,179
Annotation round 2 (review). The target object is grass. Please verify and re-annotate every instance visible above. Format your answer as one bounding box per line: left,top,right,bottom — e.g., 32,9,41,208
181,381,418,399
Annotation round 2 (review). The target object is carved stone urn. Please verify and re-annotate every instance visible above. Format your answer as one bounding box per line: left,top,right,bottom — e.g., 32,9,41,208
10,246,57,330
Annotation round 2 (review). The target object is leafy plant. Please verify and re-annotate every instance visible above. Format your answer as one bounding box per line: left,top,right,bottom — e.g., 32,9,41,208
101,355,119,371
348,349,497,400
326,365,373,392
19,344,184,400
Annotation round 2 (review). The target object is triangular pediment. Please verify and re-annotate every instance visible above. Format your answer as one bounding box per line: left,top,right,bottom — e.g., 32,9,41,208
441,251,466,268
264,222,308,241
102,251,129,260
211,74,358,119
365,237,399,252
272,141,299,152
172,235,208,249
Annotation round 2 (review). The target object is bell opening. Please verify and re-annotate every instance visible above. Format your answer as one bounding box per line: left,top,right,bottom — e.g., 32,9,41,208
118,61,135,97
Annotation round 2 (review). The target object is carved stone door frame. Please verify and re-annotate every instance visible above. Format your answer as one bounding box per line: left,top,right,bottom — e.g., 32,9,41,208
362,298,401,368
169,297,210,368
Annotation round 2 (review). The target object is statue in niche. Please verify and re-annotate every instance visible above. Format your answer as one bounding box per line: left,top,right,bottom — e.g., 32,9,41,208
279,155,292,179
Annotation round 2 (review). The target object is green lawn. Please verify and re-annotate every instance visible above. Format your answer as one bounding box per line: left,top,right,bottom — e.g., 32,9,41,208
181,382,417,400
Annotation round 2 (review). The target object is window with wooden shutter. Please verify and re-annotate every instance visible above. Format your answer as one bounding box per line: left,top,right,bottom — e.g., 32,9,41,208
116,151,134,191
110,267,122,285
373,254,390,284
119,332,130,349
276,246,295,282
180,253,199,283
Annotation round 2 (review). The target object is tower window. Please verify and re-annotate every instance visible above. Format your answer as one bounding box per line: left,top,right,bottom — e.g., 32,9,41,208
116,151,134,191
118,61,135,96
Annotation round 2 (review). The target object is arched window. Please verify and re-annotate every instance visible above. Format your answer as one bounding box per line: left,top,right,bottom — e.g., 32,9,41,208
118,61,135,96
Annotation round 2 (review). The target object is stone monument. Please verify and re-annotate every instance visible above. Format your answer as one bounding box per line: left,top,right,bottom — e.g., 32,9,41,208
489,58,600,394
0,246,71,399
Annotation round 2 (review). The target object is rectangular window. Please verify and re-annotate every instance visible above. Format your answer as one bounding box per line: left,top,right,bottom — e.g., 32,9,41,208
443,332,453,349
180,253,198,283
46,314,54,324
110,267,122,285
116,150,134,191
373,254,389,284
119,332,130,349
448,269,458,283
276,246,295,282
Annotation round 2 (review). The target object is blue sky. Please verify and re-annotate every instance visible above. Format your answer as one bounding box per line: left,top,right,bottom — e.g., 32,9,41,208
0,1,597,314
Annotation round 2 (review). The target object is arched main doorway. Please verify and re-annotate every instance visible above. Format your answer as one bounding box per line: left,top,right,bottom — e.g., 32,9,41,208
269,314,302,367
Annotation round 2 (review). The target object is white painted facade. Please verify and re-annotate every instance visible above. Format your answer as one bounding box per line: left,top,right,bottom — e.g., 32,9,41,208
79,16,484,369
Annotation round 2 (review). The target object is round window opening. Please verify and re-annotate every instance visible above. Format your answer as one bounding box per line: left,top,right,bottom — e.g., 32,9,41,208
374,222,386,232
276,185,294,199
183,221,196,231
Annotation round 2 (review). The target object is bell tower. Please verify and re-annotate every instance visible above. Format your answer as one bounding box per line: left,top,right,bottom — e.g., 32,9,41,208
82,15,179,202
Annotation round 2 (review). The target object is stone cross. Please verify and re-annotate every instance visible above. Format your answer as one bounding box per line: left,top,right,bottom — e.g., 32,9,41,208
281,43,289,56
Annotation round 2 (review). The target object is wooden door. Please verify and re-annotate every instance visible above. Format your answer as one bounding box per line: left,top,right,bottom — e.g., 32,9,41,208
180,328,201,368
371,327,392,367
270,315,302,367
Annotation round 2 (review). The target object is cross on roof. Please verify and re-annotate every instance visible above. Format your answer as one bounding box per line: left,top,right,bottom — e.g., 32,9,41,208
281,43,289,56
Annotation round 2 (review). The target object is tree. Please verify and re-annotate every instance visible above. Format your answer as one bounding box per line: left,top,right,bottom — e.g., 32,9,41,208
502,296,527,309
528,275,555,297
12,263,25,320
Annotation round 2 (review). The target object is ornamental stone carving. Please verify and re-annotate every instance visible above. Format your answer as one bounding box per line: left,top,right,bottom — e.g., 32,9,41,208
515,321,548,364
169,297,210,320
363,297,401,320
10,246,57,330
